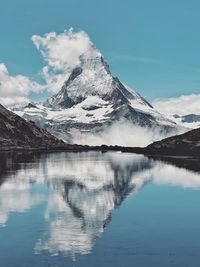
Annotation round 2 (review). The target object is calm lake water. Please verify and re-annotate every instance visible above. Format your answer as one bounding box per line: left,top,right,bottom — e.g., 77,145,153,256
0,151,200,267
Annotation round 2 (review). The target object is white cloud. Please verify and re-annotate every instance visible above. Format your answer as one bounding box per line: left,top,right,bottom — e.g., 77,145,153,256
0,29,93,106
32,28,93,93
0,63,43,107
32,28,91,71
153,94,200,116
152,163,200,189
0,179,44,227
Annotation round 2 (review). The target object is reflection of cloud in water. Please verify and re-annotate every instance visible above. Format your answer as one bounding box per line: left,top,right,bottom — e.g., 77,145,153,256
0,180,44,226
0,152,200,255
152,162,200,189
36,192,95,255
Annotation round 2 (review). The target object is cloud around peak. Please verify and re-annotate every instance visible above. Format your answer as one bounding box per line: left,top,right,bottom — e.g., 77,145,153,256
32,28,94,93
0,27,199,113
32,28,92,71
0,29,94,106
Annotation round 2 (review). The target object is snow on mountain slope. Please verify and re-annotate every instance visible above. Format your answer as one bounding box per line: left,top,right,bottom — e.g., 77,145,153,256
46,47,113,107
12,44,181,146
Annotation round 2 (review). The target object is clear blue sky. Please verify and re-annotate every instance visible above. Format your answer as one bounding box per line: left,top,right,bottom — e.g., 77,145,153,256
0,0,200,101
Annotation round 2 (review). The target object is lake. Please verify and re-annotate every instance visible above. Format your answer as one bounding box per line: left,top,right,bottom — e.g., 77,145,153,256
0,151,200,267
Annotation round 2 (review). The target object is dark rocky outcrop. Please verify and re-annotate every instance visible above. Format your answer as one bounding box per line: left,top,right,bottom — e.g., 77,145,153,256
0,104,65,150
139,127,200,156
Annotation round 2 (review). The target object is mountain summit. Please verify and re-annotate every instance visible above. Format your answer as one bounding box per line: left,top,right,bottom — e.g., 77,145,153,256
13,45,179,145
46,46,152,111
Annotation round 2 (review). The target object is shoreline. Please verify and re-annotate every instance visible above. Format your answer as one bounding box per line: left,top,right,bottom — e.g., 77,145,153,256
0,144,200,158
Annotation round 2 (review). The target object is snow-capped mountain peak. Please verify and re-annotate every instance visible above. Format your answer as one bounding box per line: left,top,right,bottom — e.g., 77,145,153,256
45,43,154,113
12,43,180,146
46,45,114,107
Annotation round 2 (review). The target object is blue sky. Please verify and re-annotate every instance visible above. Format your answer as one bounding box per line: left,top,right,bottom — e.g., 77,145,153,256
0,0,200,103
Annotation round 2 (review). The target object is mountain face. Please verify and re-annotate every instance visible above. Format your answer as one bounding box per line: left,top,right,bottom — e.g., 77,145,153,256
45,48,153,110
13,45,179,145
140,127,200,156
0,104,64,149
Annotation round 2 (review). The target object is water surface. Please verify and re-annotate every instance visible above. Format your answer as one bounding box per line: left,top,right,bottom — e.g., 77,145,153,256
0,152,200,266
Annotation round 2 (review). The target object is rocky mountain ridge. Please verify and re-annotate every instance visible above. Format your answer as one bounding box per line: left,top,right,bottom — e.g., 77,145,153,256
0,104,64,149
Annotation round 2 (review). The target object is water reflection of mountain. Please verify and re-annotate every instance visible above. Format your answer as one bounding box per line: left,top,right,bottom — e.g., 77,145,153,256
55,154,153,255
0,152,153,255
35,152,154,256
0,152,200,256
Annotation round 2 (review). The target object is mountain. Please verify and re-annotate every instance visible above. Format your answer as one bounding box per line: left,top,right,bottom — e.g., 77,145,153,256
13,45,179,145
0,104,64,150
170,114,200,129
139,127,200,156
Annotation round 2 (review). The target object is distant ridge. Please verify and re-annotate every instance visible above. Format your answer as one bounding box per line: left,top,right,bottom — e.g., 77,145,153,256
137,127,200,156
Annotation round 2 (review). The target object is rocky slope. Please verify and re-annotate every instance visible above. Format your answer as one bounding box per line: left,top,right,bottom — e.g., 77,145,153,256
141,127,200,156
0,104,64,150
